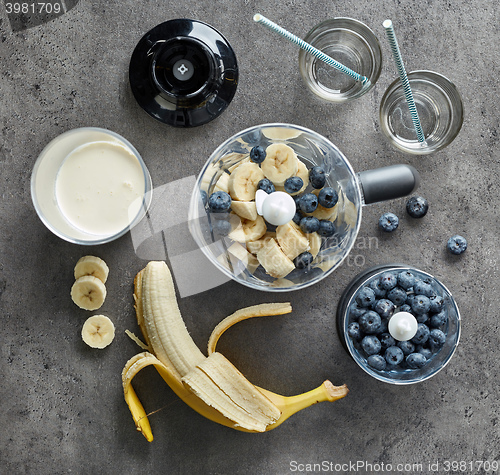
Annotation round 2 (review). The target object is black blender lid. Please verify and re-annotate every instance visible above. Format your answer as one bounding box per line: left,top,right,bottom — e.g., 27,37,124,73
129,19,238,127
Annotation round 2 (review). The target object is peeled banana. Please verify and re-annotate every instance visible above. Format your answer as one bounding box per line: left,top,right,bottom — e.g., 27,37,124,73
122,261,348,441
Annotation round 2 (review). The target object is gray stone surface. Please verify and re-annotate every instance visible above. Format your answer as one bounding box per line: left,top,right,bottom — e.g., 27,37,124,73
1,0,499,474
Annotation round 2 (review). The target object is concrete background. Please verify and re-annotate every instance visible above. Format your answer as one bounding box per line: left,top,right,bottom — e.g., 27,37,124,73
1,0,499,474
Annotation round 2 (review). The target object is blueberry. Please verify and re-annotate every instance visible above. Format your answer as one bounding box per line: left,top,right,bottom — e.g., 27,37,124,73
208,191,232,213
428,329,446,351
417,346,433,360
447,235,467,255
369,278,387,298
294,251,314,269
257,178,275,194
380,272,398,290
367,354,387,371
411,323,430,345
299,193,319,214
415,312,429,324
406,196,429,218
400,304,412,313
292,211,302,225
413,280,435,297
361,335,381,356
200,190,208,206
373,299,395,319
397,340,415,356
429,295,445,313
406,352,427,369
411,295,431,315
384,346,404,365
347,322,362,341
300,216,320,234
318,187,338,208
317,220,336,237
212,217,232,236
387,287,407,306
309,166,326,189
430,310,447,328
397,270,416,290
378,318,389,334
379,212,399,232
355,286,377,308
284,176,304,194
358,311,382,334
250,145,266,163
379,332,396,350
348,303,368,320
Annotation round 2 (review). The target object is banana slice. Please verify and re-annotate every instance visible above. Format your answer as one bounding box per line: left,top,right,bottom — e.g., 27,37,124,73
256,238,295,279
261,144,298,186
227,242,260,274
262,127,303,141
276,221,310,260
228,216,267,242
307,232,322,258
71,275,107,310
230,200,258,221
213,172,230,193
74,255,109,283
81,314,115,349
246,232,276,254
228,162,265,201
275,160,309,195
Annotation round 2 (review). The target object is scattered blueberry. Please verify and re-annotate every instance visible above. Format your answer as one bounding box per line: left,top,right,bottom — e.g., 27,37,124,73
406,196,429,218
373,299,395,319
347,322,362,340
411,323,430,345
367,354,387,371
300,216,320,234
249,145,266,163
380,272,398,290
208,191,232,213
355,286,376,308
429,295,445,313
359,311,382,334
294,251,314,269
379,333,396,350
309,166,326,189
369,278,387,298
411,295,431,315
428,329,446,351
406,352,427,369
447,235,467,255
292,211,302,225
385,346,404,365
413,280,436,297
397,340,415,356
387,287,407,306
284,176,304,194
361,335,382,356
318,187,338,208
397,270,416,290
379,212,399,232
257,178,275,194
299,193,319,214
317,220,336,237
430,310,447,328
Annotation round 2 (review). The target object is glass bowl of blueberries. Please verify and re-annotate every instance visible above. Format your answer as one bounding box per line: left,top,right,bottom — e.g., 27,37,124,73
336,264,461,384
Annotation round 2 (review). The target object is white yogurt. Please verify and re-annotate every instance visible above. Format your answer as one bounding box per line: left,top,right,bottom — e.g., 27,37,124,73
55,141,146,236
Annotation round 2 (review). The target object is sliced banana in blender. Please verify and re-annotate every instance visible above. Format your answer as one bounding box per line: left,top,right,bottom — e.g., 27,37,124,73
261,144,298,186
228,162,265,201
246,232,276,254
81,314,115,349
74,255,109,283
228,215,267,242
276,221,310,260
307,232,322,258
230,200,258,221
256,238,295,279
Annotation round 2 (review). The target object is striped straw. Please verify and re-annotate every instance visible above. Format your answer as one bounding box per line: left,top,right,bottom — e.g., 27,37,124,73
253,14,370,87
383,19,426,144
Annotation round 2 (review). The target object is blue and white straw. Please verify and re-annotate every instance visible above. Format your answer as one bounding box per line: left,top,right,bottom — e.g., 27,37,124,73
253,14,370,87
383,19,426,144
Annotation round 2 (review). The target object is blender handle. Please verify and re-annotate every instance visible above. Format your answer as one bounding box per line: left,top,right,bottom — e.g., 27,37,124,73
357,165,420,205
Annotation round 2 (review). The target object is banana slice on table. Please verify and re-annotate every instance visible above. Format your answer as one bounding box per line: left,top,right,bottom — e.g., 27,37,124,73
228,162,265,201
71,275,107,310
276,221,310,260
230,200,258,221
228,215,267,242
256,238,295,278
74,255,109,283
261,144,298,186
81,315,115,349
